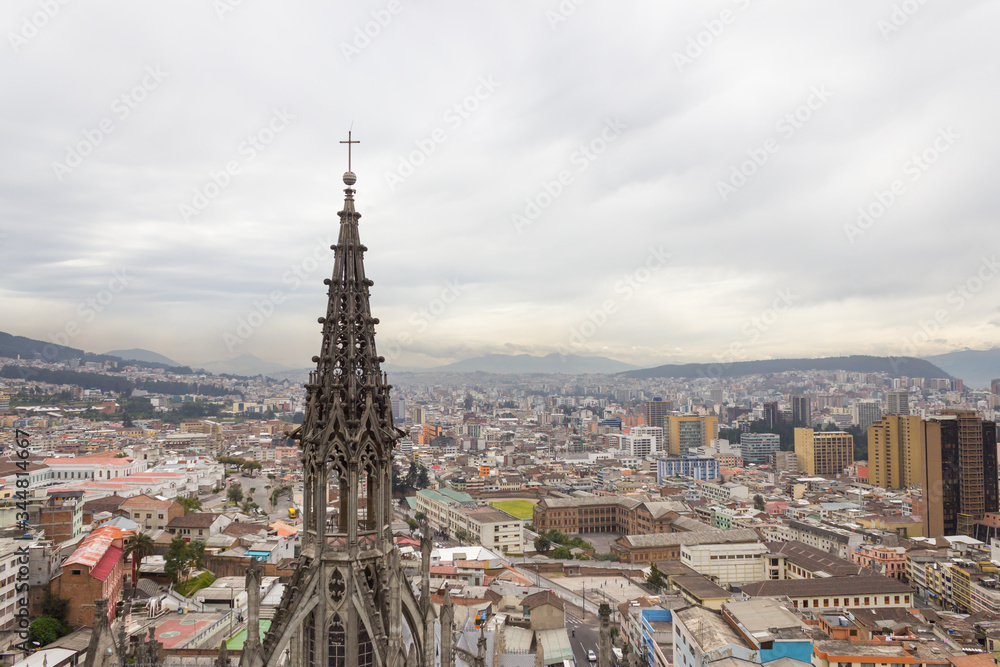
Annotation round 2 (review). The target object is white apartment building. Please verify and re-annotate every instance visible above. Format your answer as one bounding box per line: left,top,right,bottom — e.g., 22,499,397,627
680,542,769,586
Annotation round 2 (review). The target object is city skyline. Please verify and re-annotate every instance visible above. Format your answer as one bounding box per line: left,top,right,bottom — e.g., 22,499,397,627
3,2,999,370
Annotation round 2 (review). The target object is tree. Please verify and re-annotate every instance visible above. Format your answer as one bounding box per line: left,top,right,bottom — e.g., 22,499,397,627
40,590,69,625
177,496,203,514
406,518,419,534
29,616,69,648
534,535,552,554
646,563,665,589
550,546,572,559
165,536,193,585
454,529,469,545
188,540,206,570
414,511,426,522
241,499,260,514
122,412,134,428
227,485,244,504
416,465,430,489
124,531,155,589
753,494,766,512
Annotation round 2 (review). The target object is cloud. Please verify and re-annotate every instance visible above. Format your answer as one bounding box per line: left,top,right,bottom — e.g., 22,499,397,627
1,0,999,368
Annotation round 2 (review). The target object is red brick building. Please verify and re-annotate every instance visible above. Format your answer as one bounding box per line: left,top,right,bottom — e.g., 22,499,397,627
50,525,131,626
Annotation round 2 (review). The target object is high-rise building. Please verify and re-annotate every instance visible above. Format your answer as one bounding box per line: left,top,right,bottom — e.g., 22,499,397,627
621,426,662,457
739,433,780,465
922,410,998,537
867,415,923,489
790,395,811,427
852,399,883,431
793,428,853,475
885,391,910,416
763,402,780,429
412,407,427,424
666,414,719,456
645,398,672,430
391,397,407,423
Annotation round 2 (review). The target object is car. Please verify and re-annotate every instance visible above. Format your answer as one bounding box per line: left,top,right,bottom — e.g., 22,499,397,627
588,651,597,663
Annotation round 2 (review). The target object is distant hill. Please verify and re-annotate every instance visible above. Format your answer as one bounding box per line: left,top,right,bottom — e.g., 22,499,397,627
621,355,950,380
421,353,639,375
0,331,85,363
105,348,182,367
195,354,294,377
922,348,1000,389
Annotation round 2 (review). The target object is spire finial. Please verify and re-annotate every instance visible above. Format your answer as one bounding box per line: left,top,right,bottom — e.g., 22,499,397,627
340,129,359,185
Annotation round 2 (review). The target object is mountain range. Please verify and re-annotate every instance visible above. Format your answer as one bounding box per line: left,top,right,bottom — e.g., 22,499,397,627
620,355,949,381
3,330,998,383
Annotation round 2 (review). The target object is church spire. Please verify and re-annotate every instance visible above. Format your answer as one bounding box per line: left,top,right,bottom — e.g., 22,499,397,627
256,140,429,667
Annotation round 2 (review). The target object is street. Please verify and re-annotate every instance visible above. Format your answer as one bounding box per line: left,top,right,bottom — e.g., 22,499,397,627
567,613,599,667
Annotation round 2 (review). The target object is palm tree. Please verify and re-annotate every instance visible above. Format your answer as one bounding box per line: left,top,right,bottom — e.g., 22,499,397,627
124,532,155,592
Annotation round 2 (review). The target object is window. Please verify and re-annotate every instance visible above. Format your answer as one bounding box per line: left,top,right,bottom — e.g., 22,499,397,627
894,596,900,604
864,597,870,605
71,569,81,576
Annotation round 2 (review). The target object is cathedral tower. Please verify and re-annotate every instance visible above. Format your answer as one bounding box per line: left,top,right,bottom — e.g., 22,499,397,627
246,150,430,667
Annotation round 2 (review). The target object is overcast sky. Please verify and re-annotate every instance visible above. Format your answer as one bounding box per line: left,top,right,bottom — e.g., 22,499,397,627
2,1,998,369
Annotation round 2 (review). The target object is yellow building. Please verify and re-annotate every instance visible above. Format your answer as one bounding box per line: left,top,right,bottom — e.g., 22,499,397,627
867,415,924,489
794,428,853,475
666,415,718,456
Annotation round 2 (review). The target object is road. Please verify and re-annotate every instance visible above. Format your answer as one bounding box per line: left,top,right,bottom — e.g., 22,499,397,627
567,614,599,667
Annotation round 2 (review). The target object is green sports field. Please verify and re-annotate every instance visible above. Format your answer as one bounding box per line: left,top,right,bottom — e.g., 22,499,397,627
489,500,536,519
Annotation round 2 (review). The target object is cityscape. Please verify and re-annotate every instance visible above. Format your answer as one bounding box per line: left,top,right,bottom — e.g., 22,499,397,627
3,3,1000,667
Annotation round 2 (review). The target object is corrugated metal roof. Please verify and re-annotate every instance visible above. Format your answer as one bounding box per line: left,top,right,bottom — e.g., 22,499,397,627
89,545,123,582
62,525,131,569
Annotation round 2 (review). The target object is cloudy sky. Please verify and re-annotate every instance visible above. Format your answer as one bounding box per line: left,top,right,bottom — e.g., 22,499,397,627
2,1,999,369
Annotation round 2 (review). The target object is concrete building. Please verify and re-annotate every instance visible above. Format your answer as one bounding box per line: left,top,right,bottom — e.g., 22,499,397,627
867,415,924,490
740,574,914,611
790,394,811,427
680,542,769,586
657,456,719,483
793,428,853,475
851,399,882,431
739,433,780,465
885,390,910,415
611,528,760,564
118,494,184,532
37,490,84,544
921,410,999,537
666,415,719,457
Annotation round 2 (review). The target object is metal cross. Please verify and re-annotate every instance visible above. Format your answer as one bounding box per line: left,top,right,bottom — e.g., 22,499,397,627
340,131,360,171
